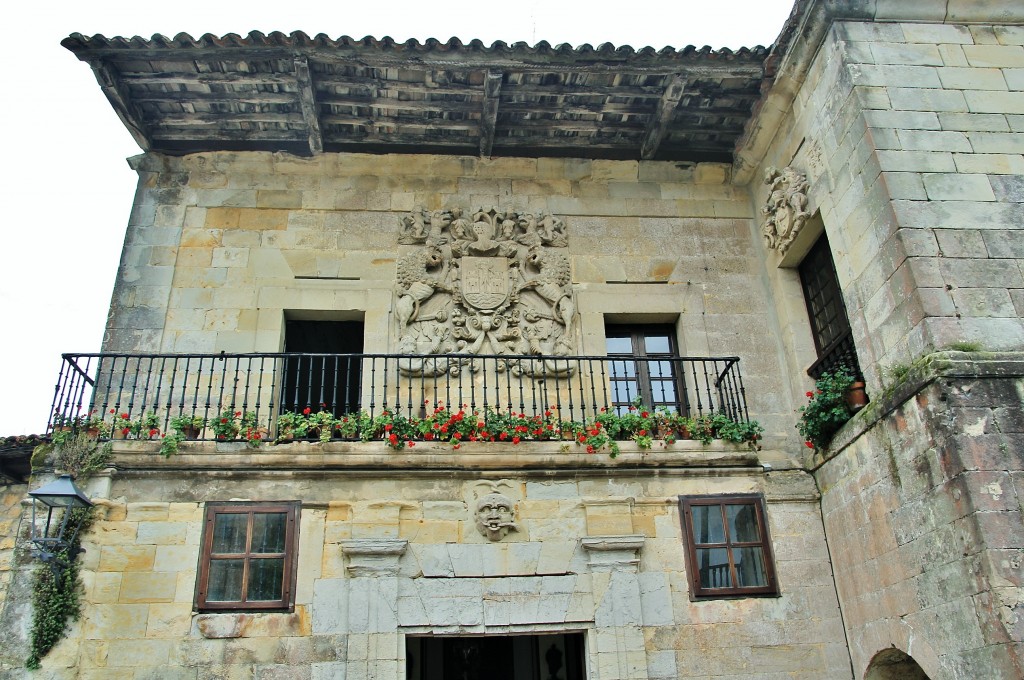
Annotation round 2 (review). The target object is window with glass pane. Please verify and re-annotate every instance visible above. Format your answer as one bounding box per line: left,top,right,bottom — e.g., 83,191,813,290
605,324,686,414
196,502,299,611
678,495,777,598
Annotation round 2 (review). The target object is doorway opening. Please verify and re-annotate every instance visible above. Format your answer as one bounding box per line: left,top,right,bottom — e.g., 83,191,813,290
281,319,363,414
407,633,586,680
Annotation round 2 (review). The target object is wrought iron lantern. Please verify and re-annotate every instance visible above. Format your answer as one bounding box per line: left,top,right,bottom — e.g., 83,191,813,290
27,474,93,567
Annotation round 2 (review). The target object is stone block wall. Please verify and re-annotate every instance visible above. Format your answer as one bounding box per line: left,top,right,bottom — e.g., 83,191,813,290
0,483,28,673
753,19,1024,392
3,458,848,679
815,353,1024,679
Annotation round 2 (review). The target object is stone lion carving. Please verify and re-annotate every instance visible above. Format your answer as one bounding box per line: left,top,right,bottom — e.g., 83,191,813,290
475,491,518,542
761,166,810,255
393,207,577,377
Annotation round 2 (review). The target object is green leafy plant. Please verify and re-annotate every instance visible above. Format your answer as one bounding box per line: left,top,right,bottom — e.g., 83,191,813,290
275,410,310,442
169,414,206,435
240,411,267,448
128,411,161,440
946,341,982,352
53,432,112,477
26,508,91,669
159,415,208,457
211,409,243,440
306,409,336,443
797,367,855,451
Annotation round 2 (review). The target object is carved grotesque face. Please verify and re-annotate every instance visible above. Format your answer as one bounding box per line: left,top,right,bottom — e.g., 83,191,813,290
475,492,517,541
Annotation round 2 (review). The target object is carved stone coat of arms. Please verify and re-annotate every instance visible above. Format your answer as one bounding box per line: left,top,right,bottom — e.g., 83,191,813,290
394,207,576,377
761,165,811,256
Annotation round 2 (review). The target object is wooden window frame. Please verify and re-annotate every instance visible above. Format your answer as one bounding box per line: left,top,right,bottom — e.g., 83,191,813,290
195,501,300,612
604,323,688,414
678,494,778,599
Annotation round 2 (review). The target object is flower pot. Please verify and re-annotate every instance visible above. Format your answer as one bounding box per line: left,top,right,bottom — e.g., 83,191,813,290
86,427,103,439
181,425,201,440
846,381,868,413
112,428,129,440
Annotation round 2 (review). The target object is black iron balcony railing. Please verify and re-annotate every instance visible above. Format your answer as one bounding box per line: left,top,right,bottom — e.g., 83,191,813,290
806,329,863,381
48,352,749,441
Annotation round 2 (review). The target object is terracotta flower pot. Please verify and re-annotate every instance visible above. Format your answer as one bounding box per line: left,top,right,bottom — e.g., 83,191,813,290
846,381,868,413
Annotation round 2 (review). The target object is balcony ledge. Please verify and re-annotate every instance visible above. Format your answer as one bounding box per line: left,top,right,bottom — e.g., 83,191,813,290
106,439,762,472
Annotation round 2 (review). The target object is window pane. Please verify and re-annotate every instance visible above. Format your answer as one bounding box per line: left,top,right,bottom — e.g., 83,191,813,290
651,380,676,402
212,513,249,553
696,548,731,589
691,505,725,544
644,335,670,353
609,359,636,378
734,547,768,587
207,559,245,601
251,512,287,553
727,504,761,543
248,558,285,601
606,337,633,354
612,382,638,403
649,360,672,378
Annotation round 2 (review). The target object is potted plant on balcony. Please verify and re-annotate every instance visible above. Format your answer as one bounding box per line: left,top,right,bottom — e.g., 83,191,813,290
306,408,336,443
211,410,242,441
275,410,309,443
797,366,856,451
159,414,208,458
169,414,206,440
110,411,133,439
128,411,161,440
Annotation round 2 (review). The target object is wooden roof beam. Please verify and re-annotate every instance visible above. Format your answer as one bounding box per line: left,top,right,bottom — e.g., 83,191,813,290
294,55,323,154
89,60,151,150
479,71,503,158
640,75,687,160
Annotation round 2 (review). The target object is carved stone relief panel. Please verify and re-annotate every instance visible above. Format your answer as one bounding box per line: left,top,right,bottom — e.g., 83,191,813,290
761,166,811,256
394,207,577,377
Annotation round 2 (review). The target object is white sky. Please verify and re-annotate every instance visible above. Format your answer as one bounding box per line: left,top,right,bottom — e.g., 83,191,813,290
0,0,795,434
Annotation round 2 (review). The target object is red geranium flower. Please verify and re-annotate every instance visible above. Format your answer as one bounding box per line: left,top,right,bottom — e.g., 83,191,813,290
512,436,520,444
806,391,814,398
805,441,814,448
303,407,311,415
407,441,415,448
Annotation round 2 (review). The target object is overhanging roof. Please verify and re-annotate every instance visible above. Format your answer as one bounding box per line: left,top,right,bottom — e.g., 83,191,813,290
63,32,770,162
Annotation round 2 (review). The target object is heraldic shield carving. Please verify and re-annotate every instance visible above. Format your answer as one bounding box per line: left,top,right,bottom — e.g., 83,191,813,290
394,207,576,377
761,166,811,256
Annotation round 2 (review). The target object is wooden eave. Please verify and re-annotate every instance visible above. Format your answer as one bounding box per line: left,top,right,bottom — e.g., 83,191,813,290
62,31,769,162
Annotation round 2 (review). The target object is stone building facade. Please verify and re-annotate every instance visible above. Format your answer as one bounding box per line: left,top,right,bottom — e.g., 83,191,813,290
1,2,1023,679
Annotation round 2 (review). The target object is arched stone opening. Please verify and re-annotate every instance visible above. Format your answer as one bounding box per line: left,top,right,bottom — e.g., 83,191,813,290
864,648,931,680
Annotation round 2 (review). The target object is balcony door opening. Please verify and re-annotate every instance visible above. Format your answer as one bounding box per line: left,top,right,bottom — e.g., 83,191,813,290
282,319,363,415
407,633,586,680
605,323,687,414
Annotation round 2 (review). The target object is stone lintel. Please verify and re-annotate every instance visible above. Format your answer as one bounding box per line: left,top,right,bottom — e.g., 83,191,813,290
340,538,408,576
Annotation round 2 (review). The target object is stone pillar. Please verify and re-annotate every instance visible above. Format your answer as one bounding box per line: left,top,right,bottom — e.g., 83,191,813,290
581,536,648,680
340,539,408,680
